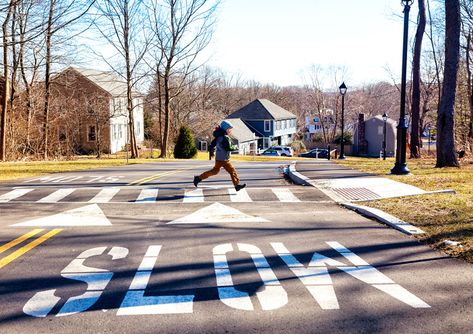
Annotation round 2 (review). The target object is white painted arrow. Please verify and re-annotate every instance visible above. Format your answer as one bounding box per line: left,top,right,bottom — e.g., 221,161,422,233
12,204,112,227
167,202,269,224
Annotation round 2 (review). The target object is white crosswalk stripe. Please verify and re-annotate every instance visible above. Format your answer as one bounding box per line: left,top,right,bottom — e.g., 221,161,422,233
228,188,252,202
183,189,204,203
88,188,121,203
37,188,76,203
0,187,307,203
0,188,34,203
272,188,301,202
135,188,159,203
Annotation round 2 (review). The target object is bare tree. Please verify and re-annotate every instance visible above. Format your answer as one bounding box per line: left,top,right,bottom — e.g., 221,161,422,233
461,0,473,151
41,0,96,159
437,0,461,167
1,0,19,161
150,0,220,158
94,0,150,159
410,0,427,158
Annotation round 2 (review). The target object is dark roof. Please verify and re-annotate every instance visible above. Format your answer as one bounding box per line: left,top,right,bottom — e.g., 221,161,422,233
227,99,296,120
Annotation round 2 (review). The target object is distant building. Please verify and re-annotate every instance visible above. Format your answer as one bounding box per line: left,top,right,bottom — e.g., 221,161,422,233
226,99,297,150
51,67,144,154
353,113,396,157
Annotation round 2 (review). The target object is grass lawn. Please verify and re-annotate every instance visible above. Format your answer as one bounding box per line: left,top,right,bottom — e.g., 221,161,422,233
334,157,473,263
0,150,301,182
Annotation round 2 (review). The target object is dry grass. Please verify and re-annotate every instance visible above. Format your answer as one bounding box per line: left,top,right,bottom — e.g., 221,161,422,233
0,150,300,182
335,157,473,263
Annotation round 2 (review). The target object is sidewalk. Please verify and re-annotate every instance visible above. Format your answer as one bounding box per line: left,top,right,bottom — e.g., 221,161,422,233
287,159,454,235
291,160,448,202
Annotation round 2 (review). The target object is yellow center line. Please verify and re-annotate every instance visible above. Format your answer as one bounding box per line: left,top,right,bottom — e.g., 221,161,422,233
0,229,62,269
128,166,199,186
0,229,44,255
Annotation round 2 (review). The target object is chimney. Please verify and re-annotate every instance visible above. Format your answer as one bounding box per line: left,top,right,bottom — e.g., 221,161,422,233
358,113,368,155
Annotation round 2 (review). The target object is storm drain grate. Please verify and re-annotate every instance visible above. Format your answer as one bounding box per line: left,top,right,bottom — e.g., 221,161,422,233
332,187,382,201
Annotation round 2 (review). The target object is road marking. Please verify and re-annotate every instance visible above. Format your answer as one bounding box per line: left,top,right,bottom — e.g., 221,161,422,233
128,166,198,186
12,204,112,227
214,243,288,311
0,188,34,202
0,229,62,269
167,202,270,224
37,188,76,203
228,188,252,202
183,189,204,203
135,188,159,203
88,188,120,203
272,188,301,202
271,241,431,309
117,245,194,315
0,229,44,254
24,246,128,317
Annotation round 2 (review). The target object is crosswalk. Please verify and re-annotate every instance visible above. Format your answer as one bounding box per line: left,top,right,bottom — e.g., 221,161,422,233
0,187,324,204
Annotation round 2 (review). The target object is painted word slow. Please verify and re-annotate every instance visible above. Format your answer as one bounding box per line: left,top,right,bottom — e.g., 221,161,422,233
23,241,430,317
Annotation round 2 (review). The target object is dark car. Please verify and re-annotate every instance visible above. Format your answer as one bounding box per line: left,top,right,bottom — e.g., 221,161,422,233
299,148,329,159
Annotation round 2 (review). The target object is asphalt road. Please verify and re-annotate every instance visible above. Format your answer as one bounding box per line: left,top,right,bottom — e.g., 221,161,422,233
0,160,472,333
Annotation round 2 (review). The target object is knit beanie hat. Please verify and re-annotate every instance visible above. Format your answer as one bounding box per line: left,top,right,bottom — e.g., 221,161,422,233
220,120,234,131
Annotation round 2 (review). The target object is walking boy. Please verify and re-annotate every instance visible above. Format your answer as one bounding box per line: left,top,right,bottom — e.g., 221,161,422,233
193,120,246,191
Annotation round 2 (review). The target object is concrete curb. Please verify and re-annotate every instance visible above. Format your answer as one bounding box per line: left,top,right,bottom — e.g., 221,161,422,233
286,163,311,186
286,162,425,236
286,163,347,202
340,202,425,235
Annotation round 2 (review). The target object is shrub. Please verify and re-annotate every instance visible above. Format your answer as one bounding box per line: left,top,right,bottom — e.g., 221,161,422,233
174,125,197,159
291,140,306,152
334,131,353,145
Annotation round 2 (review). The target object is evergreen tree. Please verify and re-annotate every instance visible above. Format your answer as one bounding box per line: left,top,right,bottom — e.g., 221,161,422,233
174,125,197,159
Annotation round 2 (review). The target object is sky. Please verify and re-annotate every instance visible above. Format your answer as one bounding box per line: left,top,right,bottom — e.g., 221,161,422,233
202,0,419,88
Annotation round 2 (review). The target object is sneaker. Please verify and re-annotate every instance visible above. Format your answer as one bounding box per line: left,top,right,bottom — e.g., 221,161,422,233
193,176,201,187
235,183,246,192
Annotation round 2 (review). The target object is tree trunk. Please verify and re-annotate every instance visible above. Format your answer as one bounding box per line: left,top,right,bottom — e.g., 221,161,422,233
43,0,55,160
466,32,473,149
1,1,16,161
160,71,171,158
123,0,139,159
436,0,460,168
410,0,426,158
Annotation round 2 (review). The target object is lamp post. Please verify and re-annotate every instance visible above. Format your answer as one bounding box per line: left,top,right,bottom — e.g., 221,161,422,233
338,82,347,160
391,0,413,175
382,112,388,160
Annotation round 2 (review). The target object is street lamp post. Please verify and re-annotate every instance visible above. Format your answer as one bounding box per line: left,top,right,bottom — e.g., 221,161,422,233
391,0,413,175
339,82,347,160
382,112,388,160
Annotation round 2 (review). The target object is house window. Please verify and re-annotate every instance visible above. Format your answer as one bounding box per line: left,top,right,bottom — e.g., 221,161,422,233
88,125,96,142
135,121,141,136
118,124,123,139
264,120,271,132
276,121,280,131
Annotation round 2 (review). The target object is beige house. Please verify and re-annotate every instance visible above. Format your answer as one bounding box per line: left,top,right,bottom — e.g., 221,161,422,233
51,67,144,154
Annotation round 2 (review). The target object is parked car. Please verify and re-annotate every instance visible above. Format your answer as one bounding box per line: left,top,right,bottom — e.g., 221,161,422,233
299,148,329,159
259,148,283,156
271,146,293,157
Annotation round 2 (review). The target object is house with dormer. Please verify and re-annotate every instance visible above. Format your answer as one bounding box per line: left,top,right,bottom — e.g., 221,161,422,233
226,99,297,151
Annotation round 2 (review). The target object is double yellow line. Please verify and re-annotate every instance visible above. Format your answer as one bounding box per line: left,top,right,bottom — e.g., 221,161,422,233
128,166,198,186
0,229,62,269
